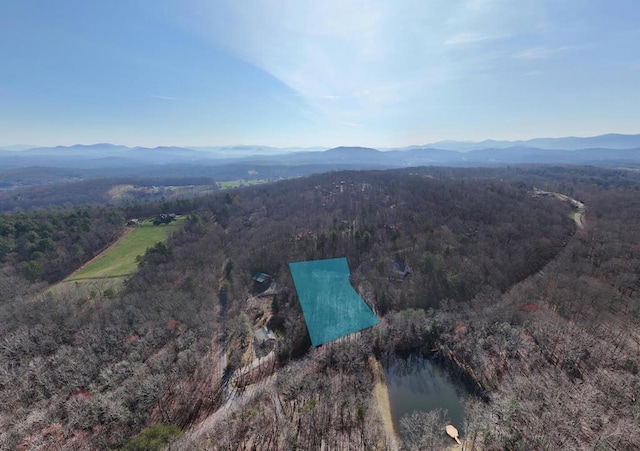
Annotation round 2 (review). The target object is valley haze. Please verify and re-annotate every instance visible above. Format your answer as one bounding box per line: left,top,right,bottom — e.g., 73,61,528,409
2,133,640,173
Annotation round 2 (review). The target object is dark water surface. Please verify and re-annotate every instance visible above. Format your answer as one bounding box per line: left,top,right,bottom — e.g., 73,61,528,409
383,353,466,434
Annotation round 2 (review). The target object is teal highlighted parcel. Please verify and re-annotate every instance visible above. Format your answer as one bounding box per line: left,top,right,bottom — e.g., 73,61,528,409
289,257,379,346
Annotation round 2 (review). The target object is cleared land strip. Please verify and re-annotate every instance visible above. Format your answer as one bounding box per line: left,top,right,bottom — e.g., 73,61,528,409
68,219,182,281
50,218,183,298
65,221,177,282
65,227,135,281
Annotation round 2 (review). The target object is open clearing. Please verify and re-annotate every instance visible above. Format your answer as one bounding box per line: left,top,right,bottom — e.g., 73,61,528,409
48,218,184,298
68,218,183,280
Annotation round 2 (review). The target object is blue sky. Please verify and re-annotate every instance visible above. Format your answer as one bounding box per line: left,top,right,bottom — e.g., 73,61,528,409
1,0,639,148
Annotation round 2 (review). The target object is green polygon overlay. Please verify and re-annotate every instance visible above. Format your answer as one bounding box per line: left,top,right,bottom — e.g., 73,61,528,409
289,257,380,346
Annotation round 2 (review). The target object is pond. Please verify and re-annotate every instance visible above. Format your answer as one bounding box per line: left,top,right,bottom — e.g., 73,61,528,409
383,352,466,436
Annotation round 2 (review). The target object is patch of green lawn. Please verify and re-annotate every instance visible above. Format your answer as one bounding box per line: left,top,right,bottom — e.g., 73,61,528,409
68,218,183,281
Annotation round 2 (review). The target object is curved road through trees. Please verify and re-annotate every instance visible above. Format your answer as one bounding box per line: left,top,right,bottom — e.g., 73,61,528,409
534,189,586,230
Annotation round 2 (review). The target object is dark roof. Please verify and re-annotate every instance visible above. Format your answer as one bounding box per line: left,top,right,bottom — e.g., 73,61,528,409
252,272,271,283
394,261,410,275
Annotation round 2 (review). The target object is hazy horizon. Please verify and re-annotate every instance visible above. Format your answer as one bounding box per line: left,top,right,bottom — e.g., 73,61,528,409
4,131,640,152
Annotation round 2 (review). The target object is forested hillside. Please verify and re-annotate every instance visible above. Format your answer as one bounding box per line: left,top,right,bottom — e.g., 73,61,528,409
0,177,220,212
0,207,124,283
0,166,638,449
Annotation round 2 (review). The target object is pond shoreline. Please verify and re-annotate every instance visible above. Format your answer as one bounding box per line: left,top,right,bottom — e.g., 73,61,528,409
378,348,490,449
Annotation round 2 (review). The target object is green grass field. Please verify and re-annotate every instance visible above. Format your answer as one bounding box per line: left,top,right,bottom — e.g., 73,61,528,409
67,218,183,281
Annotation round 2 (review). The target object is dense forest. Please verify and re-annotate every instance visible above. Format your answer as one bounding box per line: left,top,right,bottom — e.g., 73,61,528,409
0,207,124,283
0,177,222,212
0,166,638,449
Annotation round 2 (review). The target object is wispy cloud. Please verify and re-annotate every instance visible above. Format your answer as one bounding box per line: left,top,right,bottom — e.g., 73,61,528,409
443,32,507,46
176,0,568,136
189,3,520,83
341,121,363,128
512,46,576,60
150,95,180,101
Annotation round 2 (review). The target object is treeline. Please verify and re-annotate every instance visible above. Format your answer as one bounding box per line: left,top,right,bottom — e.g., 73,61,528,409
0,207,124,283
0,176,219,212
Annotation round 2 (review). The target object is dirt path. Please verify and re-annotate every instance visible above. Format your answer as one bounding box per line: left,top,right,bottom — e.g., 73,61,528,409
534,189,586,230
572,201,586,230
370,356,399,450
188,369,277,442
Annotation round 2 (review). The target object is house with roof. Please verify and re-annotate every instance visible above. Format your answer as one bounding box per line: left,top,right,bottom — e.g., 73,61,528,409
394,261,411,279
252,272,273,294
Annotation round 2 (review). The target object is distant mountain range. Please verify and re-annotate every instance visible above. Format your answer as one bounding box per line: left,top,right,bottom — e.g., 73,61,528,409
414,133,640,152
188,145,327,157
0,144,37,151
1,134,639,183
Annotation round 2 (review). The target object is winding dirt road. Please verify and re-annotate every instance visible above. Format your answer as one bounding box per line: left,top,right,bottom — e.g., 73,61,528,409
534,189,586,230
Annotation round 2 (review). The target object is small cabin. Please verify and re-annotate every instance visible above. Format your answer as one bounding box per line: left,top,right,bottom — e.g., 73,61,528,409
252,272,273,293
394,261,411,279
